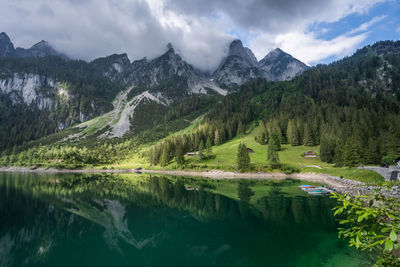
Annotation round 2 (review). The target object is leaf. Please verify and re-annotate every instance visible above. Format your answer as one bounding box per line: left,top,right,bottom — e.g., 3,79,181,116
385,240,393,252
390,230,397,242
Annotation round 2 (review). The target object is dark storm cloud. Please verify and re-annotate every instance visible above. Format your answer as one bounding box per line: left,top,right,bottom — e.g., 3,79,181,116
0,0,387,69
164,0,383,33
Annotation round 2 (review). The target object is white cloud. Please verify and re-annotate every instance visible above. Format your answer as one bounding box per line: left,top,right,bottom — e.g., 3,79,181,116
348,15,387,34
0,0,391,70
249,31,368,65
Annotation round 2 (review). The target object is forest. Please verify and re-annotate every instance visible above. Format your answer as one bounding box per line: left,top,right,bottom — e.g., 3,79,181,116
148,47,400,168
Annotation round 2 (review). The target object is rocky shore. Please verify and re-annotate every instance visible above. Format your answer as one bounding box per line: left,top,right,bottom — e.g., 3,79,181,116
1,166,397,197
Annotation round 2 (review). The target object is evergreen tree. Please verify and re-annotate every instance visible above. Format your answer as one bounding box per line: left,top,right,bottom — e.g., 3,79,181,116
303,123,315,146
198,140,205,159
268,133,281,168
287,119,300,146
205,137,212,159
160,145,170,166
214,129,221,146
365,138,380,164
10,146,18,164
237,121,245,136
237,143,250,171
257,122,267,144
175,144,185,167
343,139,360,167
320,134,335,162
268,132,281,151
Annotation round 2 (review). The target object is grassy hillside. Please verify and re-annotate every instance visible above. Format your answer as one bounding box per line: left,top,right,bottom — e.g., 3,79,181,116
111,123,383,184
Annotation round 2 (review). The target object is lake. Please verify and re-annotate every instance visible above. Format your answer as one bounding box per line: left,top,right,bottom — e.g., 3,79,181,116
0,172,372,266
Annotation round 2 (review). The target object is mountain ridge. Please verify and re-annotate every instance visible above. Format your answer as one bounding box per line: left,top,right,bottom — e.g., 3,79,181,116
0,32,69,60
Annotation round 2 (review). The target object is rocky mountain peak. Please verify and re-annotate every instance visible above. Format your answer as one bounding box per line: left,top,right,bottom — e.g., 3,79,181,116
258,48,308,81
0,32,68,60
0,32,15,56
227,39,257,66
212,39,260,89
261,48,284,61
31,40,50,49
166,43,174,52
27,40,68,59
0,32,11,41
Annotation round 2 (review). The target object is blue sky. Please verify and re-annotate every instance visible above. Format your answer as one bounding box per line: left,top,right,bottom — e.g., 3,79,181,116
306,1,400,64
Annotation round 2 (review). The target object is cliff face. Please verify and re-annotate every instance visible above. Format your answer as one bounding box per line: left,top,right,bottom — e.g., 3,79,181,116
0,73,56,109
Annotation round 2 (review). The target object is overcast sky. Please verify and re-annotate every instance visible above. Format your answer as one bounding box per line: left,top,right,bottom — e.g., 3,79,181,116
1,0,399,71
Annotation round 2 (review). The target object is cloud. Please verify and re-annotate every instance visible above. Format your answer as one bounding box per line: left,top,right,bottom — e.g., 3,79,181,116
164,0,387,33
248,14,388,65
0,0,391,70
0,0,232,71
249,31,368,65
348,15,387,34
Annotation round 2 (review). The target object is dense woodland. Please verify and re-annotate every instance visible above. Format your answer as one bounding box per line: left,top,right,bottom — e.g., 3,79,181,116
148,45,400,168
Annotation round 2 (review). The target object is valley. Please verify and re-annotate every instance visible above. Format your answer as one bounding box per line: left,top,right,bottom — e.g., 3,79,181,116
1,30,400,266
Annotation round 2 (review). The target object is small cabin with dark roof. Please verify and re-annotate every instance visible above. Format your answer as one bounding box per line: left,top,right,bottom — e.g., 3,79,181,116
303,150,317,158
247,148,254,154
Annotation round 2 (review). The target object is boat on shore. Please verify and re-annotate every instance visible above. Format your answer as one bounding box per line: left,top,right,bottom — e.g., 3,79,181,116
299,185,333,195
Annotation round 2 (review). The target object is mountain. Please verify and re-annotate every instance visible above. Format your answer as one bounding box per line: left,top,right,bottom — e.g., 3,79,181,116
93,44,226,100
0,32,309,149
258,48,309,81
1,38,400,170
0,32,15,57
0,32,69,60
212,39,260,89
212,39,308,89
0,56,122,149
148,40,400,170
80,44,225,139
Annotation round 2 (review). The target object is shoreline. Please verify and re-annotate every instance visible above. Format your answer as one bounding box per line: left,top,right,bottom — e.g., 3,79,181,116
0,166,364,194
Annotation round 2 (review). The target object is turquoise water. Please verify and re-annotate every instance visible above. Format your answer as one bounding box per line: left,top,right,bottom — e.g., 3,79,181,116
0,172,372,267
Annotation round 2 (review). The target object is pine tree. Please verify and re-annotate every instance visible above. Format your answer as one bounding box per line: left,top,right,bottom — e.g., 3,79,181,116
287,119,300,146
205,137,212,159
267,133,280,168
237,121,245,136
320,134,335,162
268,132,281,151
214,129,221,146
198,140,205,159
343,139,360,167
160,145,170,166
257,122,267,144
237,143,250,171
365,138,380,164
303,123,315,146
175,144,185,167
10,146,17,164
267,147,280,169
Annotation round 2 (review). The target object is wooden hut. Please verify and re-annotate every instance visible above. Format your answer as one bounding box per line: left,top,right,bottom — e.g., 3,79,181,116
247,148,255,154
302,150,317,158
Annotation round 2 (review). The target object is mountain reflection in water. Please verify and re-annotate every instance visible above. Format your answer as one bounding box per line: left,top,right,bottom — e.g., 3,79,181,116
0,172,372,267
